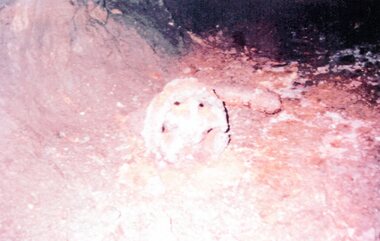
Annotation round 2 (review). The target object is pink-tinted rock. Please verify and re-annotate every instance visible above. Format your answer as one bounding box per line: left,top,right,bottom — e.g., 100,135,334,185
0,1,379,241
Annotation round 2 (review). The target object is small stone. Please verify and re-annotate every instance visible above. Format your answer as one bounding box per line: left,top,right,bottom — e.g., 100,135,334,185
337,55,356,65
57,131,66,138
304,80,314,87
88,2,108,24
350,80,362,88
365,62,375,69
182,66,198,75
110,8,123,15
116,102,125,108
317,65,329,74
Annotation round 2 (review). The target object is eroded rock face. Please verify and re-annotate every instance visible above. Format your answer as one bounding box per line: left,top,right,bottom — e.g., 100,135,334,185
142,78,230,163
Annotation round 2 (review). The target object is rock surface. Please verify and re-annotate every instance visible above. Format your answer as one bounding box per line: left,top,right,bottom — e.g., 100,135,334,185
0,1,379,241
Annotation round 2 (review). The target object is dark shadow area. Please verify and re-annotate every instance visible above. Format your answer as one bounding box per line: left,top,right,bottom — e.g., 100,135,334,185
108,0,380,59
104,0,191,54
162,0,380,47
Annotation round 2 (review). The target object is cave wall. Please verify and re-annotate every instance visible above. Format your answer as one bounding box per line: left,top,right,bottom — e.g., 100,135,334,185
161,0,379,37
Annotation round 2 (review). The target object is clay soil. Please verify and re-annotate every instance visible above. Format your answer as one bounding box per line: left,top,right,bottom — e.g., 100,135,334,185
0,1,379,241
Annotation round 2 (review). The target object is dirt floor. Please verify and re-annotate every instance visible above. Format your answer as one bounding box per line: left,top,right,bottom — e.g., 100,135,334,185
0,1,379,241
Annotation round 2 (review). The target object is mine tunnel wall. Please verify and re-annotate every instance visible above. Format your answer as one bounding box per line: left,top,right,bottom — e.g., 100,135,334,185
162,0,380,37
